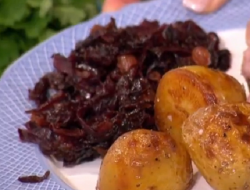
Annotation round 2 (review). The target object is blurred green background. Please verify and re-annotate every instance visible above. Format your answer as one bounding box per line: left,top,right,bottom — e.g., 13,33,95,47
0,0,103,75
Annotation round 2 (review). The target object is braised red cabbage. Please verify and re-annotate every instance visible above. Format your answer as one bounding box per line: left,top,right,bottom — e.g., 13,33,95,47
18,18,231,166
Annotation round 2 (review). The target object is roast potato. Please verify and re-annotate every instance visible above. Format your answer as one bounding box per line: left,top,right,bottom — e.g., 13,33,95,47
155,65,246,144
182,103,250,190
97,129,193,190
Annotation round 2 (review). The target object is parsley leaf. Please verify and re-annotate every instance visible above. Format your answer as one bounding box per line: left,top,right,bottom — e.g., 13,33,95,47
39,0,53,17
0,0,28,26
53,6,86,26
0,25,5,33
60,0,98,18
15,12,51,38
26,0,43,8
0,0,99,75
38,29,57,42
27,0,53,17
0,35,20,74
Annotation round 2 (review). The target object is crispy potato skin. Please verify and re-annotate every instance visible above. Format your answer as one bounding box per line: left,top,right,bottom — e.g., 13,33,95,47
97,129,193,190
182,103,250,190
154,65,246,143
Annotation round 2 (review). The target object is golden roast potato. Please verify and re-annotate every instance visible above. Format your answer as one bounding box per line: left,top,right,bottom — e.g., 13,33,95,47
182,103,250,190
97,129,193,190
154,65,246,143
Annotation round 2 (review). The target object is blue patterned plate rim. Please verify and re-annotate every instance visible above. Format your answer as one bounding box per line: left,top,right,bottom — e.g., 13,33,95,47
0,0,249,190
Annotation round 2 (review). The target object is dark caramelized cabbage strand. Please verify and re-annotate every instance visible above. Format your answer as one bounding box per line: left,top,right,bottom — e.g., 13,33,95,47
18,18,231,166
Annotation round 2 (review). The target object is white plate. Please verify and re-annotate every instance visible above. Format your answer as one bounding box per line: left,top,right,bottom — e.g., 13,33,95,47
0,0,249,190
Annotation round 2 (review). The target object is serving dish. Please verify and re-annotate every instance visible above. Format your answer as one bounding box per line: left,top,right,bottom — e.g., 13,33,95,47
0,0,250,189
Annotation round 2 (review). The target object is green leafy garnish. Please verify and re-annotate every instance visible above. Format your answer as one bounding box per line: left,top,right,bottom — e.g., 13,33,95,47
0,0,28,26
0,35,20,75
38,29,57,42
0,0,100,75
53,6,86,26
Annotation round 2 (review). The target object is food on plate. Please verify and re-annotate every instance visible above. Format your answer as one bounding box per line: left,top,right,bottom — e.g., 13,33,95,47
191,46,211,66
155,65,246,143
182,103,250,190
18,18,231,166
18,171,50,183
97,129,193,190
